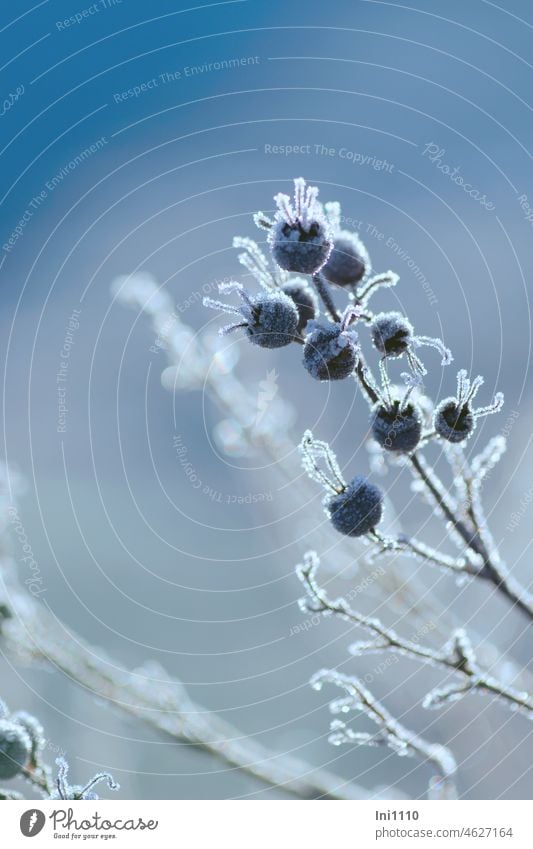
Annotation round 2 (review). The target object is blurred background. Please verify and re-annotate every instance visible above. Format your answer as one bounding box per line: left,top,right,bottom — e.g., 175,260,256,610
0,0,532,799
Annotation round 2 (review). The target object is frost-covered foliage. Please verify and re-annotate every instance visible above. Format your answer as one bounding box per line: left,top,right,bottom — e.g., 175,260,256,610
200,178,533,798
0,698,118,800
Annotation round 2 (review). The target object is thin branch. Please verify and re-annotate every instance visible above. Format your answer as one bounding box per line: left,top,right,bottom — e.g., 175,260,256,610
312,669,457,799
370,532,481,578
297,553,533,718
408,452,533,620
355,354,380,405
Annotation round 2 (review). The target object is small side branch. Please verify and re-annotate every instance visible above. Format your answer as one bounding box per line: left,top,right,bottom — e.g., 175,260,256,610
408,452,533,621
369,532,482,578
312,669,457,799
297,553,533,718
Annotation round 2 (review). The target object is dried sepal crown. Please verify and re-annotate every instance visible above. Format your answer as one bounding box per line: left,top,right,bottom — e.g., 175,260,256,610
435,370,504,443
300,430,383,537
51,757,119,801
256,178,333,274
204,281,299,348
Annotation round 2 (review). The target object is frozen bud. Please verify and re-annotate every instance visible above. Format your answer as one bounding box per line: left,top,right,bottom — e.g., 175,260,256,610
371,311,452,376
0,720,31,779
300,431,383,536
321,231,369,288
204,283,298,349
303,323,358,381
259,178,333,274
303,307,360,381
327,476,384,537
281,280,319,333
371,312,412,357
434,370,504,444
371,400,423,453
243,290,299,348
434,400,474,443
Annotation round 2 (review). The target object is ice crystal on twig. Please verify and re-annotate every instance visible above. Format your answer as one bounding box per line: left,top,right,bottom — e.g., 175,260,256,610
257,178,333,274
296,552,533,718
356,271,399,307
311,669,457,796
51,757,119,801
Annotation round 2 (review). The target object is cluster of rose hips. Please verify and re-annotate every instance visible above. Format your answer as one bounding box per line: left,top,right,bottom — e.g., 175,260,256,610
205,179,503,539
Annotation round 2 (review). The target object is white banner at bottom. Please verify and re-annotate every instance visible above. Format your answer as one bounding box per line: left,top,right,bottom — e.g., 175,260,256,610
1,799,531,847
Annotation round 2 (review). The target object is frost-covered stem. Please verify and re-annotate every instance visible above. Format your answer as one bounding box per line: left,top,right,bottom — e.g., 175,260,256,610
313,669,457,793
477,562,533,621
461,472,533,620
312,272,341,323
393,534,480,577
351,355,532,617
0,593,372,801
354,354,379,405
409,453,533,621
308,275,380,403
298,555,533,717
409,453,482,554
21,764,52,797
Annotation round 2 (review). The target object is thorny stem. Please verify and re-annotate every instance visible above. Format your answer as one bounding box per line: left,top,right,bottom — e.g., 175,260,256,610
298,557,533,717
309,271,528,622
